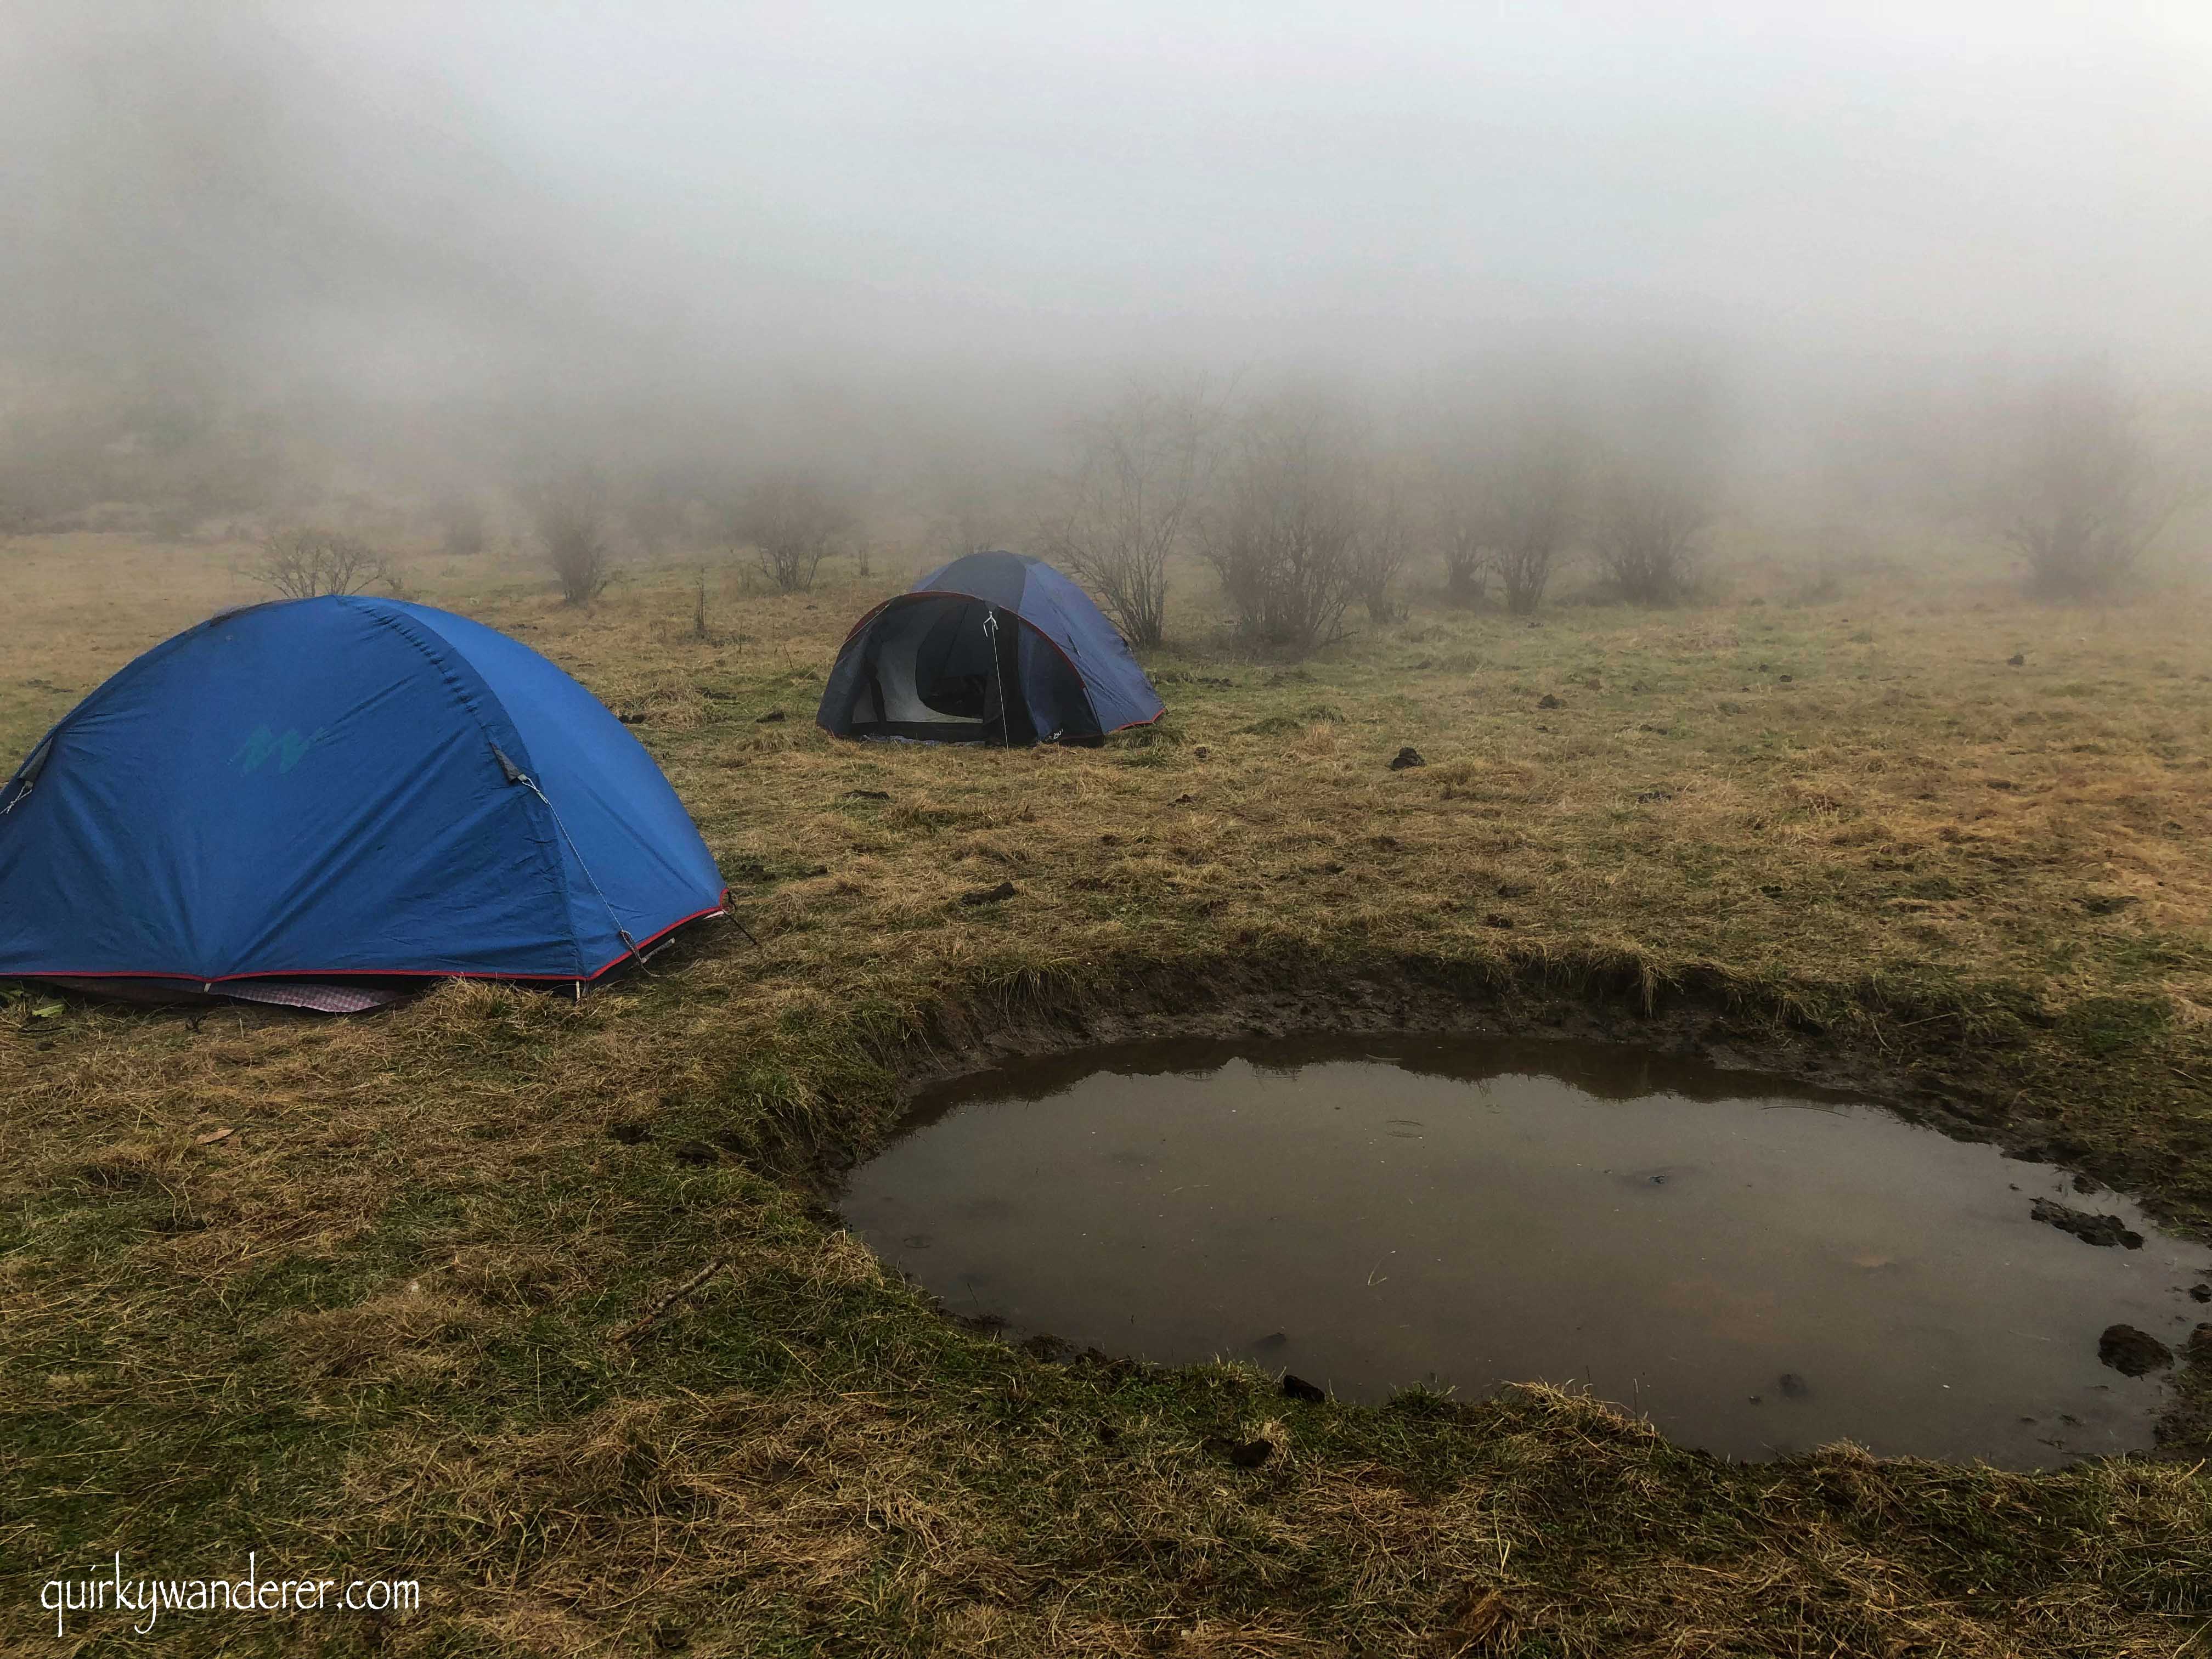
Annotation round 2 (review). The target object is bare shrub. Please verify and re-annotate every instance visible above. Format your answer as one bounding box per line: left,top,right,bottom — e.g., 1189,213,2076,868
1472,426,1584,615
1984,365,2179,600
1201,396,1364,653
623,471,697,557
729,470,854,594
1351,472,1415,624
929,465,1017,560
1592,464,1710,604
252,527,393,599
1040,381,1218,647
533,482,612,605
436,496,487,558
1437,482,1489,606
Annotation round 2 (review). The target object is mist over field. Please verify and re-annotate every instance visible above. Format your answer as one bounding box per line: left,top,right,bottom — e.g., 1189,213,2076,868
1,1,2206,591
14,11,2212,1650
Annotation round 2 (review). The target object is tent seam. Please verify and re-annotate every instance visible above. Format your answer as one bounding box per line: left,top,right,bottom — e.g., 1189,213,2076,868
341,599,590,980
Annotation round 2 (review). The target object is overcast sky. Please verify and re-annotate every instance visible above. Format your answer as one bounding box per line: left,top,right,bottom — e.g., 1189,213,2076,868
4,1,2209,411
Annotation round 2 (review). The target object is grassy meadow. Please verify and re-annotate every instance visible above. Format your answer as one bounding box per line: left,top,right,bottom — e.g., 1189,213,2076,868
4,531,2212,1656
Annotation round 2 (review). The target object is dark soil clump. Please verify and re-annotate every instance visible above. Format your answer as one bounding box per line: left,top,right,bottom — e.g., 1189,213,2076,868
2032,1198,2144,1249
2097,1324,2173,1376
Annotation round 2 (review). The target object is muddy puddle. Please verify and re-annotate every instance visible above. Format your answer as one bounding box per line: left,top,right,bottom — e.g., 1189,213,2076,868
843,1037,2212,1466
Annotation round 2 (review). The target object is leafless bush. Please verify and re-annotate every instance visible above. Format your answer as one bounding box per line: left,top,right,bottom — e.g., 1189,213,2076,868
1201,397,1364,653
1592,464,1710,603
1437,483,1489,606
436,496,487,558
252,527,393,599
533,482,612,604
1039,381,1218,647
623,472,698,557
729,469,854,594
1469,426,1584,615
1984,365,2179,600
1351,473,1415,623
929,465,1017,560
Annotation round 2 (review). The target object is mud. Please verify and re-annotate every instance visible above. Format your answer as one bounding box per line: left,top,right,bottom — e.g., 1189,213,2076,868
2099,1324,2174,1377
2034,1198,2146,1250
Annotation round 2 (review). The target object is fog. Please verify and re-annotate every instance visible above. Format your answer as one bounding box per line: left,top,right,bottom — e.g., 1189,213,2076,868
1,1,2207,569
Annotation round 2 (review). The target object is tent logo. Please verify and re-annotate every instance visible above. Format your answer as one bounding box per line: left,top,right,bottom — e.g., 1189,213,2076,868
232,725,325,776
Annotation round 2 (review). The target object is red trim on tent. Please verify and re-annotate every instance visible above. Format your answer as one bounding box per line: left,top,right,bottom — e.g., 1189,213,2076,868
19,895,731,986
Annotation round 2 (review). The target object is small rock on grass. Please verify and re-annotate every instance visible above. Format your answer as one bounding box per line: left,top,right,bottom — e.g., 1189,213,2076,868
2007,652,2026,667
1389,746,1426,770
755,708,786,723
2098,1323,2172,1376
1536,694,1564,710
1201,1433,1274,1469
959,881,1018,906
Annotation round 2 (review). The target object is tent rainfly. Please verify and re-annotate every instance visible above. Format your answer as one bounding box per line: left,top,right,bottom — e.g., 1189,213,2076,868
0,596,727,1009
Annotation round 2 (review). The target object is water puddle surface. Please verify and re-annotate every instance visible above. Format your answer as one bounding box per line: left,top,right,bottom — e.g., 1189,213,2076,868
843,1037,2212,1466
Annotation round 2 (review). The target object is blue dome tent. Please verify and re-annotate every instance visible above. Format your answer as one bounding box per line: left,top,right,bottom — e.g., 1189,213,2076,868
0,597,726,1009
817,551,1164,745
